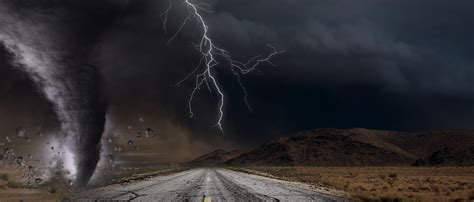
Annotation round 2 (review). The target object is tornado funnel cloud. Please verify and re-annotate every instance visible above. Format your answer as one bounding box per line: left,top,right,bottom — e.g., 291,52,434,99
66,65,107,185
0,3,107,186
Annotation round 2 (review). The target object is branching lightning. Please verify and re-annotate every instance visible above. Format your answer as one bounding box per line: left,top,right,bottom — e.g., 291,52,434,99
163,0,284,132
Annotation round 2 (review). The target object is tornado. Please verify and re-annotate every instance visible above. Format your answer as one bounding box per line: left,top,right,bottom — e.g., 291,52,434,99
0,1,114,185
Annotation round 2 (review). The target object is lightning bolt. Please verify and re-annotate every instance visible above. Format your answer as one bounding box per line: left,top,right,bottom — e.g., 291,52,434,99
163,0,284,132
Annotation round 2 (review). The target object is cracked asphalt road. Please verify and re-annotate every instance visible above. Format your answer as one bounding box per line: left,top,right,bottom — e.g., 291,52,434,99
73,168,347,201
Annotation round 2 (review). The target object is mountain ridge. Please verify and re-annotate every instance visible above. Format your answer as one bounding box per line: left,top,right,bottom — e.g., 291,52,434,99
214,128,474,166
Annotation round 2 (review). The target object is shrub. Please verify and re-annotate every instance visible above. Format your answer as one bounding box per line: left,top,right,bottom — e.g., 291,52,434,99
0,173,9,181
7,180,23,188
48,186,58,193
388,173,398,178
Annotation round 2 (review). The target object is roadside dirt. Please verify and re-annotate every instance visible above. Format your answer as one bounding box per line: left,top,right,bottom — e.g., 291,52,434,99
230,166,474,201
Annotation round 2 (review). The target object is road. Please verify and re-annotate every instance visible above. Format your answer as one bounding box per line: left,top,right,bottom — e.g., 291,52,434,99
74,168,347,201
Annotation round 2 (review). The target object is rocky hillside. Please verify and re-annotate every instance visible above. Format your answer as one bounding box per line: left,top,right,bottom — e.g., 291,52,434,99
224,128,474,166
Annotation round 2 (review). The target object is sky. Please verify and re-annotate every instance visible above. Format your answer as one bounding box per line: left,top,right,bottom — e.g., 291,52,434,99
0,0,473,161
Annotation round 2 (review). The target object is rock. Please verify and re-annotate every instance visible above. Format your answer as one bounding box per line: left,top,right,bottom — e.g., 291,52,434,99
16,127,26,137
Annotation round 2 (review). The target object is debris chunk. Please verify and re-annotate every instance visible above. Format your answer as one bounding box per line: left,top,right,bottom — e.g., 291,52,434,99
16,127,26,137
16,156,23,166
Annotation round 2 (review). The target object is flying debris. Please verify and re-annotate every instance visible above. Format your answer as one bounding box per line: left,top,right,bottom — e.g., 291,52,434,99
145,128,154,138
107,137,114,143
35,178,43,184
114,146,124,152
127,140,134,146
139,117,145,123
6,136,11,143
16,156,23,166
3,147,9,156
136,132,141,138
16,127,26,137
163,0,284,131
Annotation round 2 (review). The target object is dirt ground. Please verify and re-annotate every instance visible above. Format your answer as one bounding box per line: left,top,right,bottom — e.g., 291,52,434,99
232,166,474,201
0,164,64,201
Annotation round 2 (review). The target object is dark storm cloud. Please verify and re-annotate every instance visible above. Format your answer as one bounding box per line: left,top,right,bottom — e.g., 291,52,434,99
181,0,474,144
1,0,473,156
20,0,471,145
95,0,224,132
206,0,474,94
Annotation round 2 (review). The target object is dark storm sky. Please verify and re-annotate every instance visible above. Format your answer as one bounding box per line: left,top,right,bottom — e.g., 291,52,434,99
1,0,474,147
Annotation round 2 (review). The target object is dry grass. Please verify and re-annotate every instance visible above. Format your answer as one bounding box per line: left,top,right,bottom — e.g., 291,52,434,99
232,166,474,201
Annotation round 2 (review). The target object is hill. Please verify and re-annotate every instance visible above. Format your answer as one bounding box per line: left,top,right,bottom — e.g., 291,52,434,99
225,128,474,166
187,149,242,166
